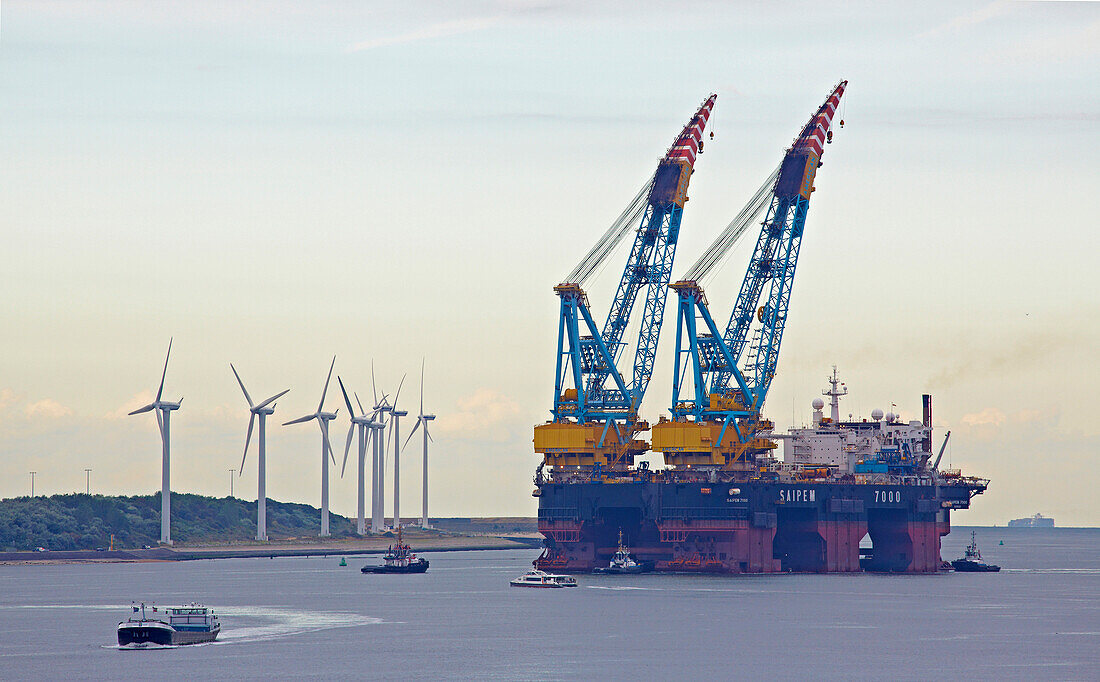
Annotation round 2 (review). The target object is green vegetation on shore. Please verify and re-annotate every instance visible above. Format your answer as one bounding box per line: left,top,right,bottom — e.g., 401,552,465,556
0,493,359,551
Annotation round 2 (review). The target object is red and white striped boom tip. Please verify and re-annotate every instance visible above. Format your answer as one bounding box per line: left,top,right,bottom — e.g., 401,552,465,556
664,94,717,167
795,81,847,157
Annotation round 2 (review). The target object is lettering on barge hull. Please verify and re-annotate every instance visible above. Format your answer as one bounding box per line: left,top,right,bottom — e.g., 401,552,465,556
779,488,816,503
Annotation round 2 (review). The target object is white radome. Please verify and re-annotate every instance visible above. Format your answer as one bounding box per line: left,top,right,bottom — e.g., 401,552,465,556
871,408,884,421
812,398,825,410
885,412,896,423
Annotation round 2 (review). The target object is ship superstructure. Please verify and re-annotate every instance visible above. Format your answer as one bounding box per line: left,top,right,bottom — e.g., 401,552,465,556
532,82,989,574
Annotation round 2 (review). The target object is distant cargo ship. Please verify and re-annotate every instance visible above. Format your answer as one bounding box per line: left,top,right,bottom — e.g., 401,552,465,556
1008,513,1054,528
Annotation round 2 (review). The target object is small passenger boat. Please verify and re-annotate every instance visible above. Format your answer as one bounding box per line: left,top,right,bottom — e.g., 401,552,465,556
510,569,578,588
117,602,220,646
951,531,1001,572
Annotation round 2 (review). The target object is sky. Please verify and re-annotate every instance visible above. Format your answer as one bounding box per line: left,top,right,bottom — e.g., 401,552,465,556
1,1,1098,525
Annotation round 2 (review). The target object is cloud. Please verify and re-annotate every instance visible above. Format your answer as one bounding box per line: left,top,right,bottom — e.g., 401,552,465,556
24,399,73,419
928,330,1087,390
917,1,1013,39
960,407,1006,427
348,15,506,52
991,18,1100,64
0,388,15,413
435,388,523,440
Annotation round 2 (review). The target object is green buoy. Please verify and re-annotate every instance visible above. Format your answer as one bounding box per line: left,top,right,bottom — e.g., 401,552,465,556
999,540,1004,545
339,557,347,566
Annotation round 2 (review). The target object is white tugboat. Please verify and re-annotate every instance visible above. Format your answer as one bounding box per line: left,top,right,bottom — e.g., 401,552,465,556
593,531,651,574
117,602,221,646
510,569,578,588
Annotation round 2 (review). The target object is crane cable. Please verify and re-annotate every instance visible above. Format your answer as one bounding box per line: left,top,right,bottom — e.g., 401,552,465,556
564,173,655,286
681,165,780,283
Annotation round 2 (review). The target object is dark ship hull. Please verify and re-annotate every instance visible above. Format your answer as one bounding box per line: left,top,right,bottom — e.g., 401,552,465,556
951,559,1000,572
117,622,219,646
361,559,429,574
535,478,982,574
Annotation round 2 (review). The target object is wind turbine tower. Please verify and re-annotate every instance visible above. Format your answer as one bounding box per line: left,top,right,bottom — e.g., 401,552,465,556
370,366,392,532
284,357,338,537
403,361,436,528
388,375,407,529
128,339,182,545
369,419,387,530
339,377,375,535
232,364,289,541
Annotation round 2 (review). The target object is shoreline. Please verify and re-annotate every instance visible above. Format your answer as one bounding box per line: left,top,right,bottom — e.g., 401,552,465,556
0,534,542,565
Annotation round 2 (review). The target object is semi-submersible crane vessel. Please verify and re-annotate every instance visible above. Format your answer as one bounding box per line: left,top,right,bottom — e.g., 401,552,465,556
532,82,989,574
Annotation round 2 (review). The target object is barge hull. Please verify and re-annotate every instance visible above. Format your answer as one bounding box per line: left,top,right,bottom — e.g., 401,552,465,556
535,479,975,574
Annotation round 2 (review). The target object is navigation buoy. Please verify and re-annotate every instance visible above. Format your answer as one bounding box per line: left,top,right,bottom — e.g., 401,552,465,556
340,557,347,566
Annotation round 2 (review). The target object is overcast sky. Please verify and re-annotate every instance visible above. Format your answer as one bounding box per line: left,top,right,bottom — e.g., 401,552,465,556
1,1,1097,525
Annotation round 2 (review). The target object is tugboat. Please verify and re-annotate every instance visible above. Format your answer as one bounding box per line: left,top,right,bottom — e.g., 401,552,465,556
117,602,221,646
510,569,578,588
593,531,652,575
951,531,1001,572
361,528,429,574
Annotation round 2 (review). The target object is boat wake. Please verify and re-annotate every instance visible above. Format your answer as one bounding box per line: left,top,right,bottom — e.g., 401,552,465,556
214,606,381,644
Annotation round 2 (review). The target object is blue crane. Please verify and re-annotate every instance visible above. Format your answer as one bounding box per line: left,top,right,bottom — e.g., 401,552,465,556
653,82,847,466
534,95,716,471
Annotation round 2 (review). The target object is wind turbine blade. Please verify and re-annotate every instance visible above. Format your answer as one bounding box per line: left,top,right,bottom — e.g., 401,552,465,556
393,373,407,410
320,421,336,465
402,419,421,451
341,423,355,477
156,338,172,403
338,377,357,417
230,363,254,408
426,426,433,443
420,358,424,414
283,414,315,426
319,355,335,413
128,403,156,416
155,408,165,442
371,360,378,404
254,388,290,411
240,413,256,474
355,392,365,415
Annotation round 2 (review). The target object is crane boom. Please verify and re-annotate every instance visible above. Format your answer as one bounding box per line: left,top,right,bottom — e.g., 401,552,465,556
535,95,716,472
589,95,716,405
652,81,846,469
717,82,846,402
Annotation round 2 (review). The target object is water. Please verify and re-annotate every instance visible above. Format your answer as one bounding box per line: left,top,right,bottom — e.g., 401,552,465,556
1,527,1097,680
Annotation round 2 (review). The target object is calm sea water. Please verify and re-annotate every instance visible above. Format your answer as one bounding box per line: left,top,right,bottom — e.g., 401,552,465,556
1,527,1097,680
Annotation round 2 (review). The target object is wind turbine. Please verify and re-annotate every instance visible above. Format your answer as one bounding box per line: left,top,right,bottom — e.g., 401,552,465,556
339,376,383,535
231,364,289,542
388,374,408,530
128,339,182,545
370,363,392,531
284,356,338,537
403,360,436,529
